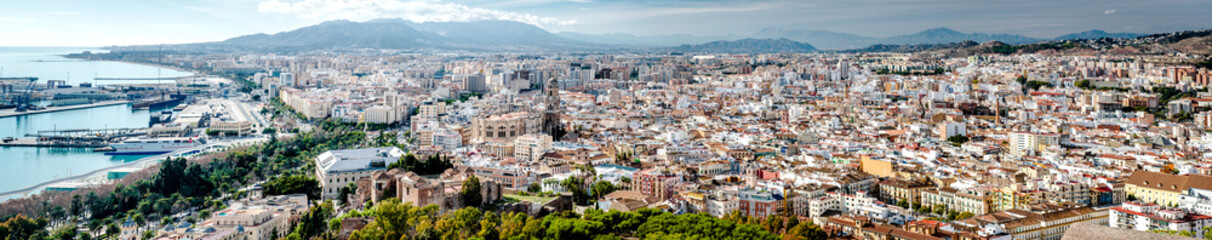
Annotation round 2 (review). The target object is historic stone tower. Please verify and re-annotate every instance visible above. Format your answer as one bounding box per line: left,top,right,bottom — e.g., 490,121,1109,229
542,78,562,138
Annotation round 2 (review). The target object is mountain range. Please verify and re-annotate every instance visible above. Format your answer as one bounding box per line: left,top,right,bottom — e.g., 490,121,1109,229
670,38,817,53
138,18,1156,53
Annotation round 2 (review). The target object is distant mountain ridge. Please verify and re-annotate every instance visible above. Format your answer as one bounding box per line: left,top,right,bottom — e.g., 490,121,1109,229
670,38,817,53
556,32,744,46
119,19,1163,53
1053,30,1146,40
210,19,601,51
755,27,1049,50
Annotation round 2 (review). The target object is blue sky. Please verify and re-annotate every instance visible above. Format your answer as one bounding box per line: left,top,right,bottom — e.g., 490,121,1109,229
2,0,1210,46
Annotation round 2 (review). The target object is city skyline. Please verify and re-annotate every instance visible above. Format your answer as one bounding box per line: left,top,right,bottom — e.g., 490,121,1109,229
2,0,1210,47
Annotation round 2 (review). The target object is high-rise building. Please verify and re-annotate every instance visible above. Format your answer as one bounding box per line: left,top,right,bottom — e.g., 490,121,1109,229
280,72,295,87
464,73,487,93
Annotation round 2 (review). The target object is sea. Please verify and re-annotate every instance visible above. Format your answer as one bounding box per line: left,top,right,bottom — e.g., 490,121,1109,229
0,47,192,197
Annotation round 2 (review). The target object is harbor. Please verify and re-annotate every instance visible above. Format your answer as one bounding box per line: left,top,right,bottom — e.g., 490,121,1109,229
0,47,196,197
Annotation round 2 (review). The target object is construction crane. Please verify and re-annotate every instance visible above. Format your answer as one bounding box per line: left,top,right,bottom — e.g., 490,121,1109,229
1,77,38,111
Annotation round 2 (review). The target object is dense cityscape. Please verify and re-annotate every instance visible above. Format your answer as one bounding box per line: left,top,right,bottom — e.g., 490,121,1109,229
2,1,1212,240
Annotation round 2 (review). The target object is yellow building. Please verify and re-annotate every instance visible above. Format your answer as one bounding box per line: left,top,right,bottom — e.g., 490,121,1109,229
1124,170,1212,206
860,155,894,178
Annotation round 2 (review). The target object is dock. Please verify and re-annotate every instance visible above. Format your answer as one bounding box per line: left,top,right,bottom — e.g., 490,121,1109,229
0,100,131,118
0,137,108,148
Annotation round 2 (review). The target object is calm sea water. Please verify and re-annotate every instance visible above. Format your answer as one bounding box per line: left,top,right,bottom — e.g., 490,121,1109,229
0,47,190,194
0,47,190,85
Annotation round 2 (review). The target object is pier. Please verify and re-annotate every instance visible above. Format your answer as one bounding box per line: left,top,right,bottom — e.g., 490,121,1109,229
0,100,131,118
26,127,147,141
93,75,195,81
0,127,148,148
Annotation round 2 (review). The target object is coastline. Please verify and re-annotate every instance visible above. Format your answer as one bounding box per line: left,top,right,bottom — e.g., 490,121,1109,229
60,53,195,77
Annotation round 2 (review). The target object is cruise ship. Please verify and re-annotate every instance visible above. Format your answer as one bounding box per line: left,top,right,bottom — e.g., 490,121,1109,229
105,137,205,155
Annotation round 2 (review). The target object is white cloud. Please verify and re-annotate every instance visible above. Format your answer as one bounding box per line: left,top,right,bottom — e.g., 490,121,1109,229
257,0,577,27
1103,9,1116,14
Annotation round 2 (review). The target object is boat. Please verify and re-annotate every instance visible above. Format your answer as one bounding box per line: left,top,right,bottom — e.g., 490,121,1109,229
3,137,14,142
105,137,205,155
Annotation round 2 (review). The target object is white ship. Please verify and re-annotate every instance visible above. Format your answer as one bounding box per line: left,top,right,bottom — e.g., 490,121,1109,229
105,137,204,155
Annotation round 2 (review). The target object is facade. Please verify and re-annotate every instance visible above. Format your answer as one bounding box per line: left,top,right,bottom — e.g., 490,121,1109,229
513,133,553,161
635,167,682,201
951,204,1107,240
1110,201,1212,238
315,147,404,199
938,121,967,139
1009,132,1060,156
471,111,542,143
877,178,934,204
463,73,487,93
1124,171,1212,206
737,188,780,218
432,128,462,150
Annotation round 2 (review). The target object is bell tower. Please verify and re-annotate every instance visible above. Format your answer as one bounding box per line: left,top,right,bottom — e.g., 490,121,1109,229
542,78,561,138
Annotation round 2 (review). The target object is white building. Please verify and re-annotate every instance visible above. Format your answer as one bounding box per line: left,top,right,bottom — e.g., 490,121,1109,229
513,133,553,161
1110,201,1212,238
432,128,462,150
938,121,967,139
315,147,404,199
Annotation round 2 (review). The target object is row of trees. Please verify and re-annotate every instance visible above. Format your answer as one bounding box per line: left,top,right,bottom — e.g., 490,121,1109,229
389,154,454,175
894,200,975,221
346,199,804,240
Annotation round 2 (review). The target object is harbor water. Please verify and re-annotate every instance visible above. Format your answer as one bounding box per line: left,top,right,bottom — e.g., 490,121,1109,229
0,47,191,195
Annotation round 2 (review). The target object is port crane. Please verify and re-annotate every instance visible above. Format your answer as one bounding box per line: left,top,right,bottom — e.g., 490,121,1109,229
1,77,38,111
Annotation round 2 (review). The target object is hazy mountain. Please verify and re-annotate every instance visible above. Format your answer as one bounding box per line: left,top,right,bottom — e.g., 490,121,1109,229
222,20,441,49
556,32,743,46
756,27,1042,50
1054,30,1146,40
405,20,584,46
214,19,600,51
752,28,877,50
670,38,817,53
879,27,1041,45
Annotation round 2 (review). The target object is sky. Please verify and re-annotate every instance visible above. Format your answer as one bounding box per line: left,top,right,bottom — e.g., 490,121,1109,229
1,0,1210,46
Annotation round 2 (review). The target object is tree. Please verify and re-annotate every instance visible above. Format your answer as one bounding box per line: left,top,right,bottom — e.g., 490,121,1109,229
956,211,975,220
1075,79,1092,89
590,181,618,202
288,201,333,240
463,175,483,208
105,222,121,238
142,230,157,239
785,221,827,240
947,135,969,146
561,177,591,205
528,183,542,193
338,182,357,205
262,175,321,200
